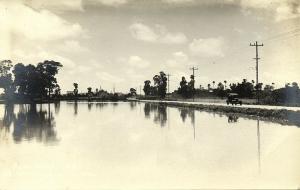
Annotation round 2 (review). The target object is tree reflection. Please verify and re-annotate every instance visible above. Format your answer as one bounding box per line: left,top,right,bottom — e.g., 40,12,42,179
227,114,239,123
54,101,60,114
143,103,167,127
130,102,137,110
74,101,78,115
179,108,195,126
0,104,58,144
144,103,151,118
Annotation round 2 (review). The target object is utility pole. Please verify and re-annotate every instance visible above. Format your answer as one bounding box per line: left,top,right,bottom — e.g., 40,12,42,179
166,74,171,94
190,66,198,77
190,66,198,102
250,41,263,104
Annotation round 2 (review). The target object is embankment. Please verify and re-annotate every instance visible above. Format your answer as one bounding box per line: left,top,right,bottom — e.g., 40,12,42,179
140,100,300,127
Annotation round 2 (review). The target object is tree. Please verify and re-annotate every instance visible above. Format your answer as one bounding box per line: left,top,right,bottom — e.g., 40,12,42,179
12,63,27,95
143,80,151,96
12,61,63,100
36,60,63,98
87,87,92,94
73,83,79,97
212,81,215,89
0,60,14,98
224,80,227,89
178,76,187,96
153,71,167,99
129,88,137,96
207,83,211,90
292,82,299,89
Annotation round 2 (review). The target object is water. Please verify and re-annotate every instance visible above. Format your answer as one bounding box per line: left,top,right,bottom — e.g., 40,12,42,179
0,102,299,189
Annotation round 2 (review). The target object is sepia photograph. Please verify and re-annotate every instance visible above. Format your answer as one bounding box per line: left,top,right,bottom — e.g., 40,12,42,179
0,0,300,189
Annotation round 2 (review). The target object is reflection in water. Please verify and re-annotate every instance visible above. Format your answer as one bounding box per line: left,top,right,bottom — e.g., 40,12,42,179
88,102,93,111
144,103,151,118
179,108,195,125
179,108,196,139
257,118,261,174
0,104,58,144
0,102,299,189
130,102,137,110
143,103,196,136
54,101,60,114
74,101,78,115
143,103,167,127
227,114,239,123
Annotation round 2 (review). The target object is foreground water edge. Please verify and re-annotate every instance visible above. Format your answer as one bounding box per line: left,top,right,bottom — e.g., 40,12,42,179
0,101,299,189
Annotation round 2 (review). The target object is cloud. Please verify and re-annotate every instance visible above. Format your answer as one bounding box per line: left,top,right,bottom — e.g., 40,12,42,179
235,0,300,22
128,56,150,69
189,37,224,57
129,22,187,44
93,0,128,6
24,0,84,11
2,3,85,42
12,49,76,68
96,72,124,83
275,1,300,22
129,23,158,42
0,1,88,73
173,51,188,61
162,0,194,4
166,51,193,68
59,40,88,52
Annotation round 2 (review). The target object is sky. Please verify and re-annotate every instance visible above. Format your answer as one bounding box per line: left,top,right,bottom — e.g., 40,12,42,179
0,0,300,93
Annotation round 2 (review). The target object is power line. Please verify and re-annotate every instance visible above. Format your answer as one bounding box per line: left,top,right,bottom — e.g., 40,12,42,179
250,41,264,104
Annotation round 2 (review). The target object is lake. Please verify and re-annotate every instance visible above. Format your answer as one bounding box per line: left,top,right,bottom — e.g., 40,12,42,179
0,102,299,189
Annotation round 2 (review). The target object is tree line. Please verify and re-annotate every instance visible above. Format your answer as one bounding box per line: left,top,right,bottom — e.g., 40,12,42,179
141,71,300,105
0,60,62,102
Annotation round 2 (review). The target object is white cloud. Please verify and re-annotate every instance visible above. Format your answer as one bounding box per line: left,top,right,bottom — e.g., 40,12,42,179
128,56,150,69
129,23,158,42
173,51,188,61
12,49,76,68
275,3,300,22
161,32,187,44
166,51,192,68
129,22,187,44
162,0,194,4
92,0,128,6
1,2,85,42
60,40,88,52
96,72,124,83
237,0,300,22
189,37,224,57
25,0,84,11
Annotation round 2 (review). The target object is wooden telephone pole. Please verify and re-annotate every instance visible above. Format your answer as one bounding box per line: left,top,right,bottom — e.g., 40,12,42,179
166,74,171,94
250,41,263,104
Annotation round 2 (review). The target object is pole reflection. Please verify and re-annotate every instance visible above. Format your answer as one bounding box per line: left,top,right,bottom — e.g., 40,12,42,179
257,118,261,174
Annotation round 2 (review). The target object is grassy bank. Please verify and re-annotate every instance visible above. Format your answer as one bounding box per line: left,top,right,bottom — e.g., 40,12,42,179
141,100,300,127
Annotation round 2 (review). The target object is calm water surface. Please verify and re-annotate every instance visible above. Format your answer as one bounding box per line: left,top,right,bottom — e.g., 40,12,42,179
0,102,299,189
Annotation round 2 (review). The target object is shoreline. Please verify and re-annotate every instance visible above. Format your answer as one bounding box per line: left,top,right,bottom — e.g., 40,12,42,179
140,100,300,127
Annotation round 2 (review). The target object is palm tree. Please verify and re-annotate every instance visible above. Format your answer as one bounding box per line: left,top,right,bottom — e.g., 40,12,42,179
207,84,211,90
73,83,78,97
212,81,215,89
224,80,227,89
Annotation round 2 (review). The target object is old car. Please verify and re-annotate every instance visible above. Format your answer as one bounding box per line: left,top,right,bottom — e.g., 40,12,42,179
226,93,242,105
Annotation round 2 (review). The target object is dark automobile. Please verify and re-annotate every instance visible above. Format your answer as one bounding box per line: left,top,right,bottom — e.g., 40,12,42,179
226,93,242,105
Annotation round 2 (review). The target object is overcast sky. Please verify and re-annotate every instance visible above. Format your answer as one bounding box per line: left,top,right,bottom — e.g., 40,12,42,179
1,0,300,93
